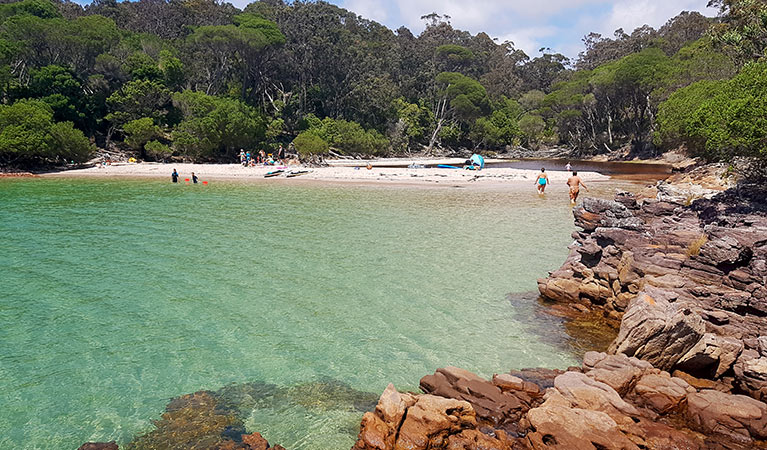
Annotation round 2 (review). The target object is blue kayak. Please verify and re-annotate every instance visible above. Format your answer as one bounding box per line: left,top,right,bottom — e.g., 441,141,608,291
437,164,462,169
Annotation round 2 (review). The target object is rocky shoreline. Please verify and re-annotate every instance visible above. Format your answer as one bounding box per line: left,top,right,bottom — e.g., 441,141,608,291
538,182,767,402
350,172,767,450
82,167,767,449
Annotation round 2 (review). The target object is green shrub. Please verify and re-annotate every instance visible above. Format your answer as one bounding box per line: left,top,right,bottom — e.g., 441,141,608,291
145,140,171,161
0,99,92,165
292,131,328,157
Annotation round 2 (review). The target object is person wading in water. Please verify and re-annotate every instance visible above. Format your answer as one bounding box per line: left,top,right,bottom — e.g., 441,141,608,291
567,171,589,204
535,168,549,194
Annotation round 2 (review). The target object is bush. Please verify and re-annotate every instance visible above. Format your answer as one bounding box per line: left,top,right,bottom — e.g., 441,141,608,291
49,121,93,163
0,99,92,166
303,116,389,156
658,62,767,162
655,80,722,150
292,131,328,157
145,140,171,161
170,90,266,161
123,117,160,151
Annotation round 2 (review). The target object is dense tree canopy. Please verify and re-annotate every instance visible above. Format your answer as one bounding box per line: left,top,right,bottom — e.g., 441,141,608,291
0,0,761,167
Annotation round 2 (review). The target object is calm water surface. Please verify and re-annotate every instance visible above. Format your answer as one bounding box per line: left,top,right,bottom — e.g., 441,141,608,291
0,177,639,449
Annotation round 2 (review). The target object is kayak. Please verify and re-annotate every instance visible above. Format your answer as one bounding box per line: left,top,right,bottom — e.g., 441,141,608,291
286,170,310,178
264,170,284,178
437,164,462,169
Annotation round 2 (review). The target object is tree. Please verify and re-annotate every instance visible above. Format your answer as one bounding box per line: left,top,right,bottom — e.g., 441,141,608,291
518,114,546,149
123,116,160,158
655,80,722,149
428,72,489,149
186,13,284,99
106,79,170,126
292,130,328,157
171,90,266,161
686,62,767,161
0,99,92,165
709,0,767,63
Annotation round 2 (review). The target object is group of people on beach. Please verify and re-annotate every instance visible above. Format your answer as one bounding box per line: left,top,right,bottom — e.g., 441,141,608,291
534,162,588,204
239,145,287,167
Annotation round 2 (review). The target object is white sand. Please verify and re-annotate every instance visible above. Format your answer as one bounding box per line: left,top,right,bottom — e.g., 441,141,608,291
43,160,609,188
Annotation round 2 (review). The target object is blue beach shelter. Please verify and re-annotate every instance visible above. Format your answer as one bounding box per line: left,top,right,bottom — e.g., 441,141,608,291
470,153,485,170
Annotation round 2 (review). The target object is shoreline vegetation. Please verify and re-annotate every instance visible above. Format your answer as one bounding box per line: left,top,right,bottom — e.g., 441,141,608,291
0,0,764,177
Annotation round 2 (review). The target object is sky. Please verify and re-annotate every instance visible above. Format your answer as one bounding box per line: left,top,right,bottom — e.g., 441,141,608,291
329,0,719,58
70,0,719,59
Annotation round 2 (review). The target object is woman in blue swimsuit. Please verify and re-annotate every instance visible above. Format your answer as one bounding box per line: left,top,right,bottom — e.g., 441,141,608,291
535,168,549,194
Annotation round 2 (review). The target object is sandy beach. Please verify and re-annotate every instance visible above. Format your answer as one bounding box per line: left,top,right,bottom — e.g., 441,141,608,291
41,159,610,187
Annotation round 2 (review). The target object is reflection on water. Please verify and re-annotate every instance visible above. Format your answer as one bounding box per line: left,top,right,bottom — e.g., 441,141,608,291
487,158,672,177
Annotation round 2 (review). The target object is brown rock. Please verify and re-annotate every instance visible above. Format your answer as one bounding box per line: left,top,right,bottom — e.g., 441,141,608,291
395,394,476,450
242,432,269,450
553,372,640,421
375,383,415,428
583,352,655,396
686,389,767,443
634,420,702,450
78,443,118,450
525,393,639,450
676,333,743,378
610,292,705,371
631,373,692,414
445,429,514,450
353,413,392,450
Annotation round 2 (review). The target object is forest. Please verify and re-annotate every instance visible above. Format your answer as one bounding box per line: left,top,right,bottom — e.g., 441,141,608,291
0,0,765,167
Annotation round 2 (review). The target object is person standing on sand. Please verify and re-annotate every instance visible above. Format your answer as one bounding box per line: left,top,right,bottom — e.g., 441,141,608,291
192,172,198,184
535,168,549,194
171,169,179,183
567,171,589,204
565,162,572,171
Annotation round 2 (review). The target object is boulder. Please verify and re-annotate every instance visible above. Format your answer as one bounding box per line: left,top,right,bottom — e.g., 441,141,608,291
525,392,639,450
676,333,743,378
394,395,476,450
78,443,118,450
353,413,392,450
420,368,527,425
631,373,693,414
610,292,705,371
375,383,415,428
241,432,270,450
583,352,656,396
553,372,640,421
445,429,514,450
686,389,767,443
733,351,767,402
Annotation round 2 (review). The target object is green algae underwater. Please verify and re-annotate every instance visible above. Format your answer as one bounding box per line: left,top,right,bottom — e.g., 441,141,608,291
0,177,631,449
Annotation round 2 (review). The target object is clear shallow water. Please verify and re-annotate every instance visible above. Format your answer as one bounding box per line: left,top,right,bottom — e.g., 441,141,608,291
0,177,634,449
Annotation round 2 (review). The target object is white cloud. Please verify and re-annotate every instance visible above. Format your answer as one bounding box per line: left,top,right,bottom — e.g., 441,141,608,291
344,0,389,23
495,26,559,57
597,0,718,37
337,0,719,58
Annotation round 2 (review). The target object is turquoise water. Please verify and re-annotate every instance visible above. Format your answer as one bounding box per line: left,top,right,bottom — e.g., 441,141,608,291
0,178,629,449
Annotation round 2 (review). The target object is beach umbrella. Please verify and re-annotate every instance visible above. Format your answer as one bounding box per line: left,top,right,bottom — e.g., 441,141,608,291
470,154,485,170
